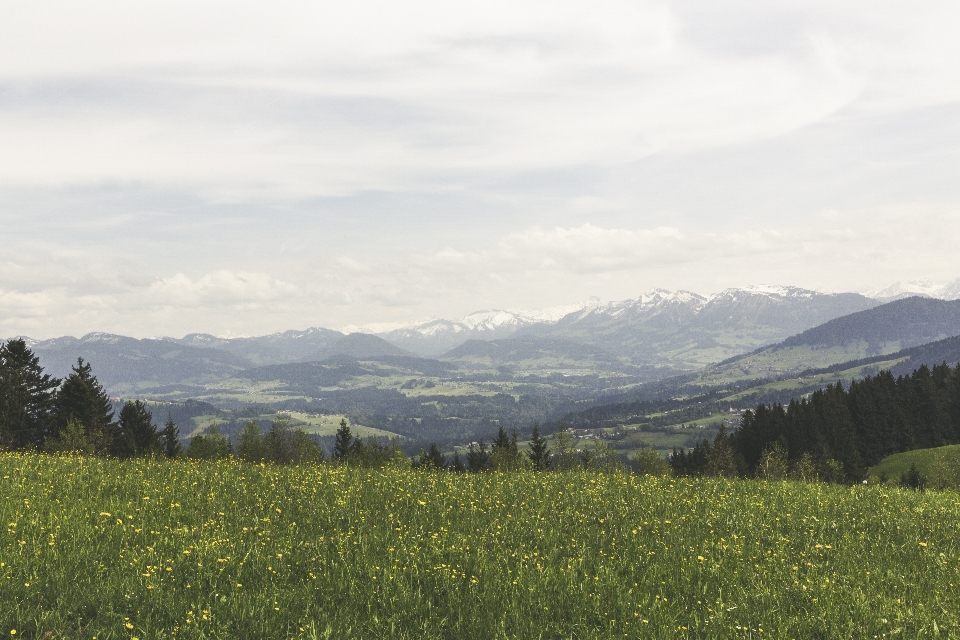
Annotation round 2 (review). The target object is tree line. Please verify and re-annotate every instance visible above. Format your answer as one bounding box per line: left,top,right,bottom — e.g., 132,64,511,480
671,361,960,484
0,339,179,458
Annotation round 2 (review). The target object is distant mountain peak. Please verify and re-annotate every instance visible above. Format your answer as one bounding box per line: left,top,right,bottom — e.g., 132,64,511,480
866,278,960,301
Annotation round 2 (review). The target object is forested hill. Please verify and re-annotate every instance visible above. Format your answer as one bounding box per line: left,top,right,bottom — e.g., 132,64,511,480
777,296,960,352
732,361,960,482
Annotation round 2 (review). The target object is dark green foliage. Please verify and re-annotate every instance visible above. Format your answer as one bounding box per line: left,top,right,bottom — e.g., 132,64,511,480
0,339,60,448
236,419,267,462
732,362,960,482
53,358,116,454
450,451,465,472
161,414,182,458
333,418,353,460
114,400,160,458
185,424,231,460
263,418,324,464
527,424,549,470
466,439,490,472
416,443,445,469
899,463,927,491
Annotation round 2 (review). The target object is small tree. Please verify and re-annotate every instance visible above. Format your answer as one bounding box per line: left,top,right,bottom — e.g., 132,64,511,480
586,439,625,474
707,425,738,478
114,400,160,458
552,430,580,471
491,428,529,471
527,424,550,471
417,443,445,469
758,442,789,480
450,451,466,472
45,417,93,454
790,452,819,482
631,447,670,477
186,424,231,460
236,420,266,463
466,440,489,472
927,452,960,491
160,414,182,458
333,418,353,461
899,463,926,491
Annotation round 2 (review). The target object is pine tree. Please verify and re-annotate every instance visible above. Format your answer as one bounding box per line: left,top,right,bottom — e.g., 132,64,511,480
161,413,182,458
450,451,465,472
53,358,116,454
0,338,60,449
427,442,445,469
236,419,265,463
333,418,353,461
527,423,550,470
466,439,489,472
114,400,159,458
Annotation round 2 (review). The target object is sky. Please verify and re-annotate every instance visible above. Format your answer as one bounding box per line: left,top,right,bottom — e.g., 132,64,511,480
2,0,960,339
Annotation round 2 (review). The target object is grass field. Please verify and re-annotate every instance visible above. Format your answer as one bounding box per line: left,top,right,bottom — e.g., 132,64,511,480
2,454,960,638
869,444,960,484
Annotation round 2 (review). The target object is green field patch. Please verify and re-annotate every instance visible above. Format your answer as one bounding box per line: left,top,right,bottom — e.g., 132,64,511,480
3,454,960,637
869,444,960,485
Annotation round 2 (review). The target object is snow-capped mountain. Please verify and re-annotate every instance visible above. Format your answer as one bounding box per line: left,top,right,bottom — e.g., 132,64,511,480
866,278,960,301
376,285,879,360
378,299,602,355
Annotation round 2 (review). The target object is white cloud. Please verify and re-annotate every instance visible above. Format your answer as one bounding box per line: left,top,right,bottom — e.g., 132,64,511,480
2,0,935,198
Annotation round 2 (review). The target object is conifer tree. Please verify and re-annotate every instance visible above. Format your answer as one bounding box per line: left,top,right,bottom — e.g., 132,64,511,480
426,442,445,469
53,358,116,454
236,419,265,462
0,338,59,448
333,418,353,461
527,424,550,470
450,451,465,472
160,413,182,458
114,400,159,458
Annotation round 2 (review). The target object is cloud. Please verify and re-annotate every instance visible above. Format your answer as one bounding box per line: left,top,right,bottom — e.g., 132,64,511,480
148,271,299,306
1,0,932,199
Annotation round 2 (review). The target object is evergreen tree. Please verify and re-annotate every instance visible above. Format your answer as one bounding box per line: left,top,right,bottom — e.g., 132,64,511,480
114,400,159,458
426,443,445,469
466,439,489,472
0,338,60,449
333,418,353,460
707,425,738,477
236,419,266,462
450,451,466,472
53,358,116,454
160,413,182,458
527,424,550,471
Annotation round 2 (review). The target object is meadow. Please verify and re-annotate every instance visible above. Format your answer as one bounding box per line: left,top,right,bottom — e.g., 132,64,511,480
2,454,959,639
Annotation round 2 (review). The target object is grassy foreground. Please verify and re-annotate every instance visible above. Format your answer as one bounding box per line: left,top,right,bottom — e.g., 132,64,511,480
2,455,959,638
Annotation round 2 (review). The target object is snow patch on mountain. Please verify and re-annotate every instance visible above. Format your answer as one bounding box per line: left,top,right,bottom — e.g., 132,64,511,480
866,278,960,301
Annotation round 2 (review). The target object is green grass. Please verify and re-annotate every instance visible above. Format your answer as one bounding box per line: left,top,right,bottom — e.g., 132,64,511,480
3,454,960,638
277,413,401,440
869,444,960,483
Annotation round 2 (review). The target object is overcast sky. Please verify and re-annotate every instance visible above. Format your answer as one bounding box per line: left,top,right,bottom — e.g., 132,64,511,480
2,0,960,338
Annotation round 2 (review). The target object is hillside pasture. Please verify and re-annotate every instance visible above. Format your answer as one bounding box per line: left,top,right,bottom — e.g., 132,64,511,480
2,454,959,638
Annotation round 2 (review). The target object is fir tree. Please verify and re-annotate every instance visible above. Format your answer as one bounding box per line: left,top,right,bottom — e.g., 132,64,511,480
53,358,116,454
333,418,353,461
426,442,445,469
527,423,550,471
0,338,60,448
114,400,159,458
236,419,265,462
160,413,182,458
